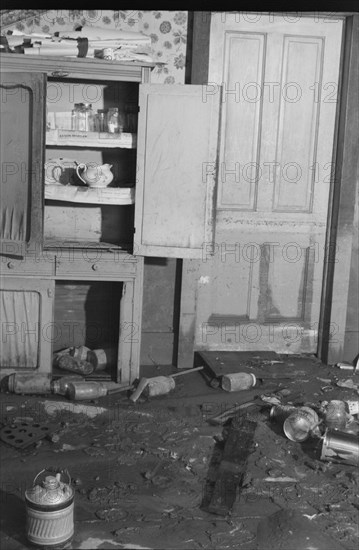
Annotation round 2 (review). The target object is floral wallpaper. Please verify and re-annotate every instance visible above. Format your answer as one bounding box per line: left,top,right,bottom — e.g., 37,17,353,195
0,10,189,84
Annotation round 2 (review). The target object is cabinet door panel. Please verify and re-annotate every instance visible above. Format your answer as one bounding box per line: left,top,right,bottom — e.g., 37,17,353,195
0,278,54,372
0,72,46,256
135,85,220,258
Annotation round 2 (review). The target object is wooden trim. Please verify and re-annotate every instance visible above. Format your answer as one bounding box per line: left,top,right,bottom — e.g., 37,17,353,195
318,15,359,364
0,53,154,82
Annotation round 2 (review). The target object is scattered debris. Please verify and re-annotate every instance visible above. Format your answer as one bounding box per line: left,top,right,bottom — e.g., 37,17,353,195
0,421,57,449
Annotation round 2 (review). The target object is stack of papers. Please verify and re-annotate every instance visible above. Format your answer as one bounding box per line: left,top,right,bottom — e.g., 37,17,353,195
1,26,154,63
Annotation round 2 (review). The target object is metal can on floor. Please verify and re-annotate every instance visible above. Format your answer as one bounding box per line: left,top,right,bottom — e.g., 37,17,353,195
25,469,74,547
325,400,347,430
321,429,359,466
269,405,297,423
283,406,319,441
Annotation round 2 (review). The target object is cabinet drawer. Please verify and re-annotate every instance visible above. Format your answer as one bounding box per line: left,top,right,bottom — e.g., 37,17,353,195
55,254,137,279
0,257,55,276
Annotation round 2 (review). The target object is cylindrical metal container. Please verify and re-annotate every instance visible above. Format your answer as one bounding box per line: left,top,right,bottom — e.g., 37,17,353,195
87,348,116,371
8,373,52,395
325,400,347,430
283,406,319,441
66,381,108,400
25,469,74,547
270,405,297,423
346,400,359,416
145,376,176,397
51,375,84,396
321,429,359,466
221,372,256,392
57,355,94,375
70,346,90,362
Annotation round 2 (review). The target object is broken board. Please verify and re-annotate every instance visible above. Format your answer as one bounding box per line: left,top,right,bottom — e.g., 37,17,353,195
195,350,298,382
203,413,257,516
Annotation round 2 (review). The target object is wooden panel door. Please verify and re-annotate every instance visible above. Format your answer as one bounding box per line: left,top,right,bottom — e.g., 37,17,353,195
0,72,46,257
135,84,220,259
193,13,343,353
0,278,54,376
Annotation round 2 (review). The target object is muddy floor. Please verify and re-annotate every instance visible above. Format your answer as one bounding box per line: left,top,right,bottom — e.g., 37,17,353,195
0,355,358,549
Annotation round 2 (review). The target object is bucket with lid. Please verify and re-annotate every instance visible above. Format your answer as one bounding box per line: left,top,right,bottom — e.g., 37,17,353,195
25,468,74,547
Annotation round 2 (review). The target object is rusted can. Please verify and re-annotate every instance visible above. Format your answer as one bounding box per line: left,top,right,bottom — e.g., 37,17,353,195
66,381,108,400
221,372,256,392
283,406,319,442
102,48,114,60
145,376,175,397
70,346,90,362
25,469,74,547
346,400,359,416
321,429,359,466
57,355,94,375
270,405,297,423
87,348,116,371
325,400,347,431
7,373,52,395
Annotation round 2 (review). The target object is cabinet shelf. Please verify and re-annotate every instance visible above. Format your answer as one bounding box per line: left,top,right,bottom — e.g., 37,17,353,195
45,184,135,204
46,129,136,148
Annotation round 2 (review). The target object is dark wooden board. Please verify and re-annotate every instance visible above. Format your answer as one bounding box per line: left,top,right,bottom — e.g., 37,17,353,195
205,413,257,516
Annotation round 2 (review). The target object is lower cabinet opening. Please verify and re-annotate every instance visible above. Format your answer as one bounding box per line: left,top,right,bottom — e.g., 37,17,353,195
53,280,122,380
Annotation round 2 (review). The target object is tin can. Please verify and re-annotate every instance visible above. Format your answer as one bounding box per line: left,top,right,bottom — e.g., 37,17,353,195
70,346,90,362
25,469,74,547
221,372,256,392
102,48,114,60
57,355,94,375
269,405,297,423
145,376,175,397
7,373,52,395
66,381,108,400
321,429,359,466
283,406,319,441
87,348,116,371
346,400,359,416
325,400,347,430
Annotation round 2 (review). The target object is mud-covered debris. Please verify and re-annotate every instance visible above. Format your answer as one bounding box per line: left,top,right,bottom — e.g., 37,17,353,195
95,507,128,521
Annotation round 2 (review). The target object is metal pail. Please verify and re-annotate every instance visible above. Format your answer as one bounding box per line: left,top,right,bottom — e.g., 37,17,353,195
25,469,74,547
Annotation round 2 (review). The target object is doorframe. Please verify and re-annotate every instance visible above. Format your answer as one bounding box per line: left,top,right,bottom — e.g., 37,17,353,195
318,14,359,364
178,12,359,368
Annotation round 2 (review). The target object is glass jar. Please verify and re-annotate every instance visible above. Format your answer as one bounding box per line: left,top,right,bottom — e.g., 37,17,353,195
73,103,94,132
95,109,108,133
71,103,81,131
107,107,119,133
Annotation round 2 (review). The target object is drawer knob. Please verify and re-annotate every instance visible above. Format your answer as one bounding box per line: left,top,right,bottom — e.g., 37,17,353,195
51,70,69,78
7,261,15,269
92,264,99,271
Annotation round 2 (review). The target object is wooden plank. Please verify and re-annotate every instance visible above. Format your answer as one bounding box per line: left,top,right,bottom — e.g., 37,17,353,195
44,185,135,205
204,414,257,515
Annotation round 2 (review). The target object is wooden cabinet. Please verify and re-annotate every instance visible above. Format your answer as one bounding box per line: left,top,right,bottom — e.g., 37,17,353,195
0,53,220,383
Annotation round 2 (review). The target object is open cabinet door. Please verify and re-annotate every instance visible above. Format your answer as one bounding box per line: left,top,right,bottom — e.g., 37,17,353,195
135,84,220,259
0,72,46,257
